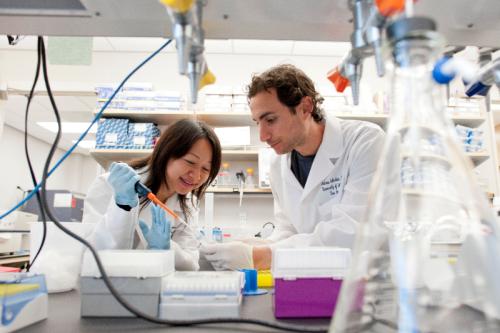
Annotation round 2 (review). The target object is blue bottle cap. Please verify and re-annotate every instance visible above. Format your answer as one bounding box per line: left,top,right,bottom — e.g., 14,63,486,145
241,269,267,296
432,56,455,84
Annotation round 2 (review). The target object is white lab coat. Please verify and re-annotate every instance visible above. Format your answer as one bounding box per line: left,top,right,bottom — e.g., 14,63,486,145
82,173,200,271
268,116,385,249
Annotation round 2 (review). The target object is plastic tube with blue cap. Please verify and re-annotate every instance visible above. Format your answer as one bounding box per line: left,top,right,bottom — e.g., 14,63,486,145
431,54,500,98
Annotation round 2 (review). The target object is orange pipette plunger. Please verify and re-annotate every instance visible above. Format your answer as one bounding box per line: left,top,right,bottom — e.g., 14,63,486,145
135,182,179,220
146,192,180,220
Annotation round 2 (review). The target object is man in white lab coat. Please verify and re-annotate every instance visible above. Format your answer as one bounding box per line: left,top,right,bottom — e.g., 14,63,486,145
201,64,385,271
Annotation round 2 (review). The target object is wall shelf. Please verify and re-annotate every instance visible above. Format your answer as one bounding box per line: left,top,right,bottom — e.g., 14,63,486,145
90,148,263,169
95,109,486,128
400,152,452,169
332,112,485,128
467,152,490,166
449,114,486,127
221,150,259,161
90,89,497,197
334,112,388,127
95,110,254,127
401,188,462,205
195,112,254,127
206,187,272,194
400,151,489,167
89,149,153,169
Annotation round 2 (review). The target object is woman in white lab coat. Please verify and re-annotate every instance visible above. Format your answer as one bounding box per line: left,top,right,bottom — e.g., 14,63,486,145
83,119,222,270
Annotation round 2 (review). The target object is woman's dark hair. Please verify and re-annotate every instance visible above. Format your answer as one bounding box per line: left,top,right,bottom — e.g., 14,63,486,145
247,64,324,122
129,119,221,219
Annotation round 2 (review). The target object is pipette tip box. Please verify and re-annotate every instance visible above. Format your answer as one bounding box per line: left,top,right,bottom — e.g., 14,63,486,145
0,273,48,333
159,271,244,320
80,249,174,317
271,247,351,318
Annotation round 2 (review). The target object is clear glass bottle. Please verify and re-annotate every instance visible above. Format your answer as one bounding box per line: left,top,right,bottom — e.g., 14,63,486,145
330,17,500,333
218,162,230,187
245,167,256,189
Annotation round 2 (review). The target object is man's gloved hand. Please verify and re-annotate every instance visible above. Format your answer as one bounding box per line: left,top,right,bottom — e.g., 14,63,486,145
108,162,140,208
200,241,253,271
139,204,171,250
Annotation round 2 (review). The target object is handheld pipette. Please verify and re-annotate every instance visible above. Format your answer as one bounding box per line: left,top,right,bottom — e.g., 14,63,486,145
134,181,202,246
135,182,180,220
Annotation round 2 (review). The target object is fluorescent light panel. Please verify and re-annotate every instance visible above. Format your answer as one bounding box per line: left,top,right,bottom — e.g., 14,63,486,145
72,140,95,149
214,127,251,146
232,39,294,55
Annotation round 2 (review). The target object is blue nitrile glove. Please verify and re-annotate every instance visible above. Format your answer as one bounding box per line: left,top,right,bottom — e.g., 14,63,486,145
107,162,140,208
139,204,171,250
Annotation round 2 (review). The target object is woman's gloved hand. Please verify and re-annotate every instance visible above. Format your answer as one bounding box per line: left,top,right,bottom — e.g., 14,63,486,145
107,162,140,208
139,204,171,250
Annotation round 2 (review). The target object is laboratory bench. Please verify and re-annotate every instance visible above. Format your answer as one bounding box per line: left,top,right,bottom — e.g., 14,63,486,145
20,288,500,333
20,289,331,333
0,253,29,267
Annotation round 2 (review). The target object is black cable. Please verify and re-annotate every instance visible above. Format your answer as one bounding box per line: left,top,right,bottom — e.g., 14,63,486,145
35,36,327,333
24,36,48,272
7,35,22,46
255,221,275,237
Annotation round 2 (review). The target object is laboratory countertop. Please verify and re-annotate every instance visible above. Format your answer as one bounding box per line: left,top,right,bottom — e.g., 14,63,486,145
21,289,331,333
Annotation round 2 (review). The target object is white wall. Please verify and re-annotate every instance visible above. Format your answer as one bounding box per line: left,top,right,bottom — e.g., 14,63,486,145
199,194,275,238
0,73,4,141
0,100,4,142
0,46,380,105
0,125,98,209
4,42,493,233
0,47,404,233
0,46,370,232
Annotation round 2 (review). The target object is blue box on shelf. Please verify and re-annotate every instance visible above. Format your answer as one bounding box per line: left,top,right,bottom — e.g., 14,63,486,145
95,84,118,99
95,118,130,149
127,123,160,149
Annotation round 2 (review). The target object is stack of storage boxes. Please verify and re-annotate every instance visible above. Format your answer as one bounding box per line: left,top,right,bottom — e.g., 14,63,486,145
204,93,232,113
160,271,245,320
80,250,174,317
95,83,183,112
154,91,182,111
232,94,250,113
271,247,351,318
95,118,160,150
94,83,181,151
456,124,484,153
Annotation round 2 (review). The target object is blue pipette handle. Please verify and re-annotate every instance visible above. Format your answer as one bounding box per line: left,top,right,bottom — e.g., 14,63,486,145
135,182,151,198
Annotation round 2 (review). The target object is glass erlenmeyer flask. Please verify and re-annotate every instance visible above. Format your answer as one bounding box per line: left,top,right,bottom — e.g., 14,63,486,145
330,16,500,333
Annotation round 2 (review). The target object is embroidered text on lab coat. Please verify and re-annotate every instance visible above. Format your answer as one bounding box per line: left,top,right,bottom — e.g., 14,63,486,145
321,176,343,197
